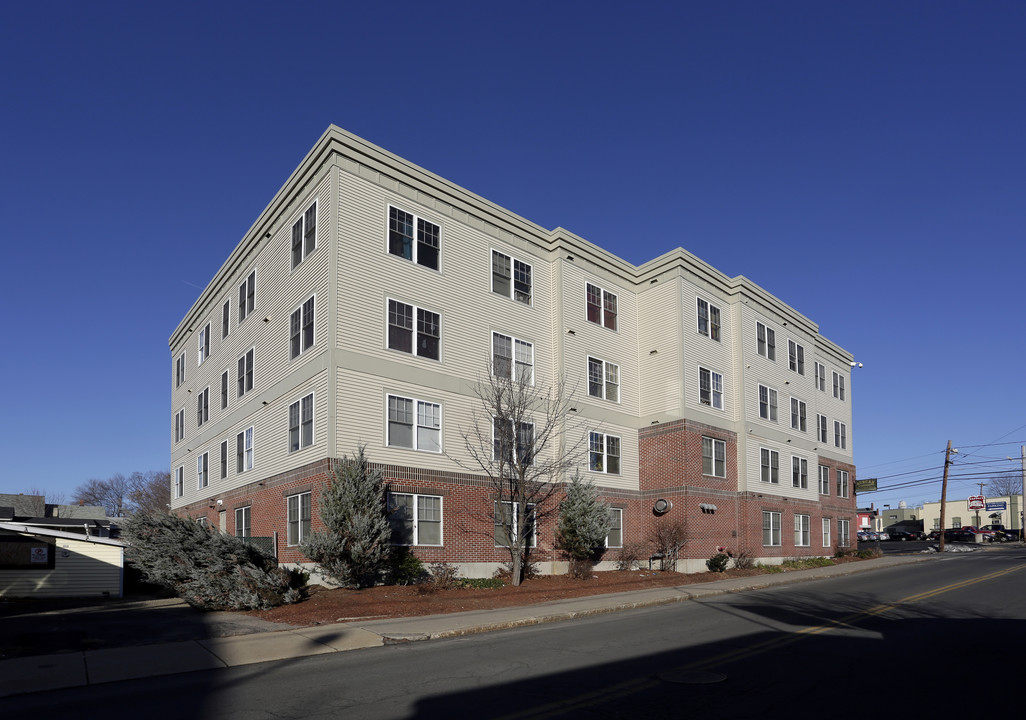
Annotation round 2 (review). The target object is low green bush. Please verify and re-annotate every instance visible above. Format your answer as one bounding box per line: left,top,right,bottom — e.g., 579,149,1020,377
706,553,730,572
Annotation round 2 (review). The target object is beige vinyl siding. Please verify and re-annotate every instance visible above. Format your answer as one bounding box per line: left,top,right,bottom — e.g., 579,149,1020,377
637,280,682,417
579,422,640,492
681,278,737,423
743,439,817,501
0,537,123,598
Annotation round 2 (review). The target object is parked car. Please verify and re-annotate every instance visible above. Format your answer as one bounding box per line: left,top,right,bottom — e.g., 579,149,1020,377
980,524,1020,541
857,530,873,542
927,529,942,541
961,526,997,542
876,531,890,541
888,530,924,541
943,528,974,542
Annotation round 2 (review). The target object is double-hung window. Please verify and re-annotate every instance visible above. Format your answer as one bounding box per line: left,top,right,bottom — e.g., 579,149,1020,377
763,511,781,546
788,340,805,375
290,296,315,359
492,250,532,304
291,201,317,269
790,398,807,432
819,465,830,495
757,322,776,360
795,514,810,546
287,492,311,546
697,298,721,341
175,352,186,388
174,409,185,443
388,206,439,270
235,506,251,538
834,421,847,449
198,323,210,365
196,387,209,427
237,349,254,397
586,283,617,330
494,500,536,548
822,518,832,547
702,436,726,478
238,271,255,323
832,371,846,400
196,452,208,489
220,440,228,480
817,414,828,443
758,385,778,421
493,418,534,466
836,469,850,498
492,332,533,383
606,508,623,548
221,370,229,410
388,493,442,546
387,395,442,453
589,432,621,474
760,448,779,484
791,456,808,489
387,300,440,360
174,466,184,498
588,357,619,402
699,367,723,410
289,393,314,452
236,427,254,473
222,299,230,339
815,362,826,392
838,518,850,547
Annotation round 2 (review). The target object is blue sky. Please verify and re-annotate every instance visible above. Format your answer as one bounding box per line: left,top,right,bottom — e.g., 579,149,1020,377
2,1,1024,510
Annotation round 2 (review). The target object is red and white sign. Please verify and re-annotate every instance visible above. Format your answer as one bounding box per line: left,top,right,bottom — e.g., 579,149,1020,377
968,495,986,510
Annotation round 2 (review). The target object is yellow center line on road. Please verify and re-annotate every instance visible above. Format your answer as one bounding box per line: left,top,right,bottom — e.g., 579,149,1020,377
495,563,1025,720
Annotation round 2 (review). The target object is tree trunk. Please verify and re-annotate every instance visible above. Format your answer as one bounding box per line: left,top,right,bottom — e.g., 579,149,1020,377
511,551,522,586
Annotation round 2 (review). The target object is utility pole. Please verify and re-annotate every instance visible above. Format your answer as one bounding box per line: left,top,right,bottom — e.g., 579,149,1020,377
1019,446,1025,541
938,440,953,553
975,482,986,527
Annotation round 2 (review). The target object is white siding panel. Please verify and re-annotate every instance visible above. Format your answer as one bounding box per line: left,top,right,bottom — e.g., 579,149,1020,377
0,539,123,598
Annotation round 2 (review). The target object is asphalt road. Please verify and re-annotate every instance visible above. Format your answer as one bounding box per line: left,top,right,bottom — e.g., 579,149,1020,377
8,546,1026,718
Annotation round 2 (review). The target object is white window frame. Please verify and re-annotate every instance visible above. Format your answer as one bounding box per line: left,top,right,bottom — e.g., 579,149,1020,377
838,518,851,547
795,514,810,546
196,451,208,490
491,332,534,384
791,456,808,489
387,299,440,360
589,431,621,475
817,414,828,443
491,249,532,304
492,417,534,466
815,362,826,392
837,469,850,498
760,447,779,484
287,492,311,546
388,492,443,546
290,295,316,360
699,367,723,410
819,464,830,495
585,282,617,331
291,201,318,269
174,408,185,443
494,500,536,548
697,298,721,341
174,466,184,498
220,440,228,480
788,339,805,375
606,507,623,548
196,387,209,427
834,421,847,449
588,356,620,403
197,323,210,366
758,384,778,421
237,427,254,473
822,517,832,547
832,371,846,400
221,369,229,410
702,436,726,478
790,397,807,432
387,394,442,453
238,270,255,323
235,505,251,538
175,352,186,388
388,205,440,270
289,393,315,453
757,322,776,360
763,511,781,547
222,299,231,339
237,348,254,398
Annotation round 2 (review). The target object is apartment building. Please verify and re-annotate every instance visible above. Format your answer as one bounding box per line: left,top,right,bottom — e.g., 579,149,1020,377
170,126,856,575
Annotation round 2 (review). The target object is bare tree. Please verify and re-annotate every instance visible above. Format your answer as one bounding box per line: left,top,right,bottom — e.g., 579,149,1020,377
988,471,1023,497
72,471,171,517
459,365,584,586
28,487,67,505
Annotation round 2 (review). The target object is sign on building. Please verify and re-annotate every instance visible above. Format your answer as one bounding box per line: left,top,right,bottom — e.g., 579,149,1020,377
968,495,985,510
986,501,1007,511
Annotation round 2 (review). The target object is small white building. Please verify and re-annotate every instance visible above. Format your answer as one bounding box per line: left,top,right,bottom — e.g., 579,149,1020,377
919,495,1023,532
0,523,125,598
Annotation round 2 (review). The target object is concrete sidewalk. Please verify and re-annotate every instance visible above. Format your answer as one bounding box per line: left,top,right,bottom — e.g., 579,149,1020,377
0,554,932,698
